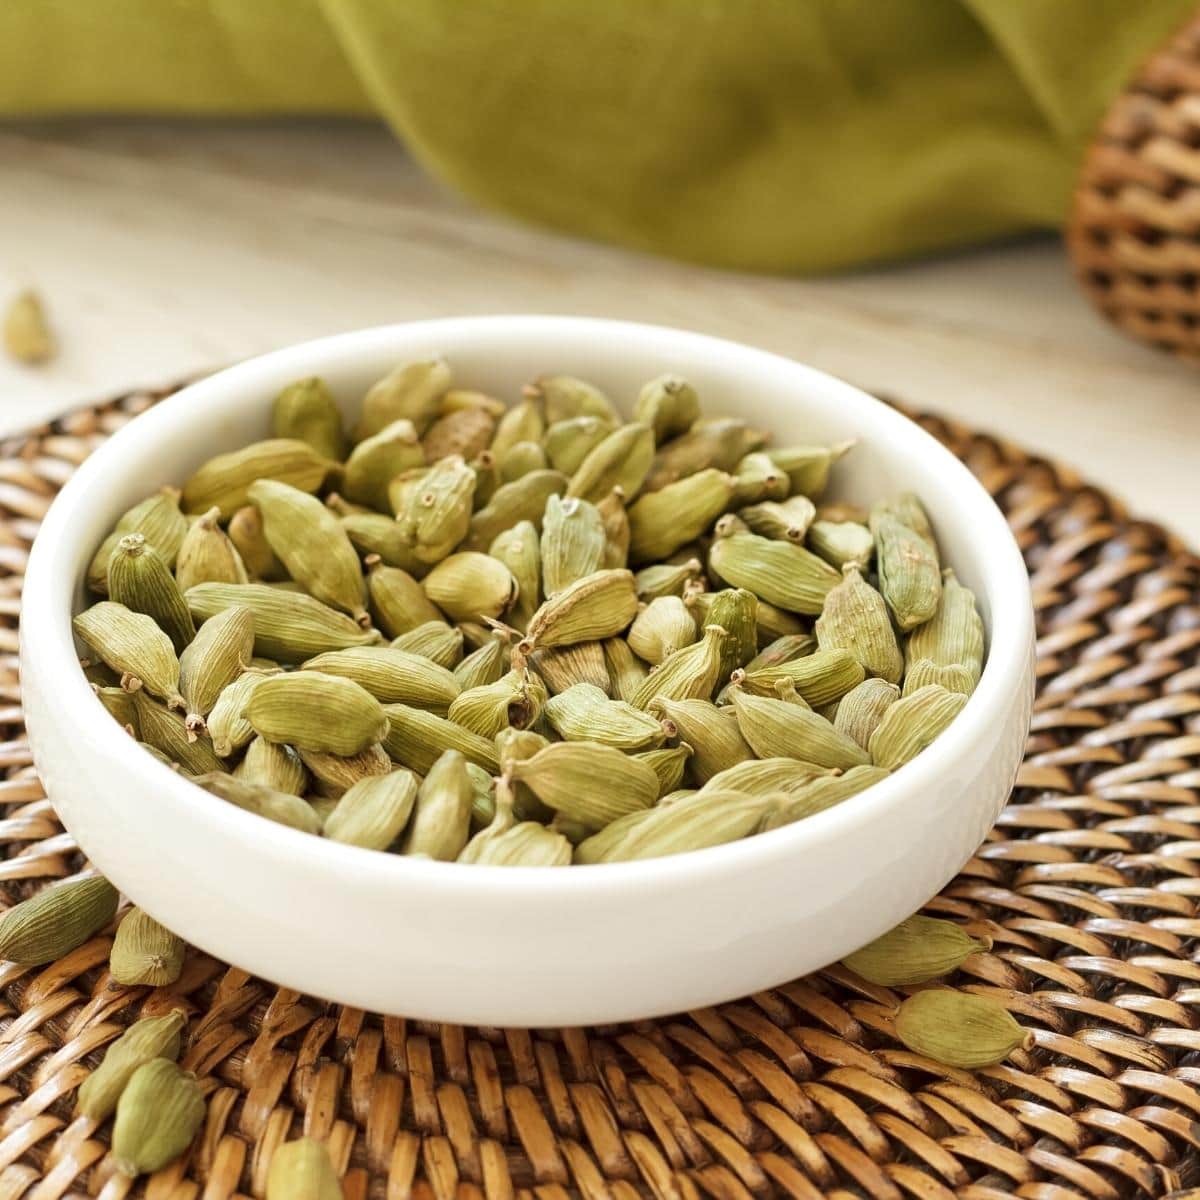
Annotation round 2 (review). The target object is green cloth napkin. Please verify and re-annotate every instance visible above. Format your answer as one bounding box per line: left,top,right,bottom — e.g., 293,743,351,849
2,0,1192,271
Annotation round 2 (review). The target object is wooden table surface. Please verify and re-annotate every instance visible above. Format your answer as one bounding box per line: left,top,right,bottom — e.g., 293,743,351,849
1,118,1196,544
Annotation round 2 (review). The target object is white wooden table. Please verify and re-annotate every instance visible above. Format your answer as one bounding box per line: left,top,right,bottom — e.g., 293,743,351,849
1,118,1197,544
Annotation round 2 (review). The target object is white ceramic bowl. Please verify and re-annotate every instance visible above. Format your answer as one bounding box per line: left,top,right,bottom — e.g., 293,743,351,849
20,317,1034,1026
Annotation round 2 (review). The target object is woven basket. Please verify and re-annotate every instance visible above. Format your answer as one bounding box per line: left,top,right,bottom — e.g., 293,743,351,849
1069,9,1200,361
0,382,1198,1199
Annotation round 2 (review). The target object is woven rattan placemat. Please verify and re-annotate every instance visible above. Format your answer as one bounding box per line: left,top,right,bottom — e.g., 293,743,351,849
0,381,1198,1200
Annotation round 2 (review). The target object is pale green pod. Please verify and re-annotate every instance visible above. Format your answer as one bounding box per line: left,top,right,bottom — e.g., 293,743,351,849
95,684,139,735
697,586,758,676
544,683,665,751
206,668,278,757
175,507,249,592
390,620,464,668
77,1011,185,1121
509,742,658,832
466,761,497,827
815,564,904,683
633,743,693,797
729,451,789,507
737,647,865,707
489,520,540,632
627,596,697,666
272,376,347,462
873,491,936,546
902,659,977,697
135,692,225,774
841,914,992,986
905,568,984,690
383,704,500,773
744,633,817,672
422,551,518,624
454,638,509,691
186,583,381,663
808,519,874,571
729,689,871,769
422,406,496,463
893,989,1032,1069
447,669,546,738
759,765,890,829
107,530,195,651
74,601,184,709
340,511,429,574
384,466,427,518
523,568,638,649
87,488,189,593
740,495,817,545
529,641,611,695
182,438,330,518
354,358,451,440
649,697,753,784
112,1059,205,1176
303,646,460,710
324,769,419,850
833,677,901,750
701,756,831,797
766,440,854,498
342,418,425,510
297,743,393,799
394,454,476,564
0,875,118,966
179,605,255,736
227,504,288,581
628,469,735,562
643,418,763,492
245,671,387,756
566,422,655,503
633,374,700,443
109,907,186,987
402,750,474,860
603,636,649,704
708,531,839,615
493,728,553,823
465,469,569,550
871,512,942,631
235,736,308,796
575,790,773,864
597,486,630,569
491,397,546,460
462,821,573,866
868,684,968,770
498,439,549,482
542,415,614,475
440,388,505,416
629,624,728,710
266,1138,343,1200
528,374,618,424
192,772,322,834
634,558,704,601
366,560,443,638
541,494,607,594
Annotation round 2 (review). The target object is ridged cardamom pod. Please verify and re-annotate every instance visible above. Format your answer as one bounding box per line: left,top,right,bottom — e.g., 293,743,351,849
423,405,496,463
701,756,830,797
272,377,347,462
903,659,977,697
744,633,817,673
355,358,451,441
422,551,518,624
740,495,816,544
244,671,386,756
266,1138,343,1200
77,1010,185,1121
708,531,839,616
73,601,184,709
759,764,890,829
465,469,569,550
529,642,611,696
447,669,547,739
394,454,476,564
390,620,464,668
206,667,278,757
696,586,758,676
453,638,509,691
841,914,991,986
508,742,658,832
808,518,874,571
540,494,607,594
633,374,699,443
766,441,854,498
634,559,704,602
542,415,614,475
107,534,196,653
489,521,541,632
0,875,117,965
627,596,697,665
566,422,655,503
737,647,865,707
303,646,460,710
873,491,936,545
340,511,427,575
492,729,553,823
466,761,498,826
298,743,392,799
905,568,984,693
175,508,249,592
182,438,330,518
402,750,474,860
522,568,638,650
364,559,442,638
111,1058,205,1176
227,504,288,581
649,697,754,784
575,789,773,864
868,684,968,770
528,374,618,425
628,469,735,563
729,689,871,769
730,452,789,507
383,704,499,774
643,418,762,493
248,479,368,623
893,989,1032,1069
630,624,727,710
185,583,381,662
193,772,321,834
633,743,693,797
498,440,549,482
343,418,425,510
135,692,226,773
596,487,630,569
490,397,545,460
109,907,186,987
833,677,901,750
870,512,941,631
603,636,649,704
179,605,255,737
544,683,665,751
87,488,189,594
461,819,572,866
324,769,419,850
234,737,308,795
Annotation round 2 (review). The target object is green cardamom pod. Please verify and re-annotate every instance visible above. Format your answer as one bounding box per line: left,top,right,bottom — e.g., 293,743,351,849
643,418,763,493
466,761,498,827
77,1011,185,1121
627,596,697,665
634,558,704,602
179,605,255,737
245,671,386,756
0,875,117,965
729,689,871,769
87,488,189,594
402,749,474,860
893,989,1032,1069
342,418,425,511
701,756,830,797
94,683,139,735
808,518,874,571
542,415,614,475
531,641,611,695
766,441,854,498
633,742,692,797
206,667,279,757
490,396,546,460
453,638,509,691
603,636,649,704
498,439,549,482
841,914,991,986
175,507,249,591
447,668,546,739
902,659,977,697
109,907,186,987
297,743,392,799
868,684,967,770
527,374,618,425
628,469,735,562
873,491,936,545
740,496,817,544
192,772,321,834
394,454,476,564
696,586,758,676
629,624,727,710
227,504,288,581
383,704,500,773
736,647,865,707
182,438,330,518
303,646,460,710
422,551,518,624
522,568,638,650
135,692,226,773
493,729,553,823
465,469,569,550
389,620,464,668
112,1059,205,1176
324,769,419,850
709,530,839,616
488,521,540,632
833,677,901,750
566,421,655,503
423,406,496,463
759,764,890,828
339,510,428,575
73,601,184,709
267,1138,343,1200
870,512,942,631
272,377,347,462
905,568,984,694
540,494,607,594
650,697,753,783
364,559,442,638
744,633,817,673
596,487,631,569
729,451,789,507
355,358,451,441
633,374,700,443
544,683,665,751
234,736,308,795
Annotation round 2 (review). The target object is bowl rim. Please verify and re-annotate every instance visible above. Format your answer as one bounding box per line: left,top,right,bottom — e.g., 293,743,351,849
22,315,1033,898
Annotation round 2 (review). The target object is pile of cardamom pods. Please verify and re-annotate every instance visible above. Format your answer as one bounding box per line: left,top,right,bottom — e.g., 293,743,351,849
74,360,985,867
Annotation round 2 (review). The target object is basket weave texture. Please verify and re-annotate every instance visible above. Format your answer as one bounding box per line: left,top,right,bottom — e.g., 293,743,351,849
0,383,1198,1200
1069,10,1200,360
